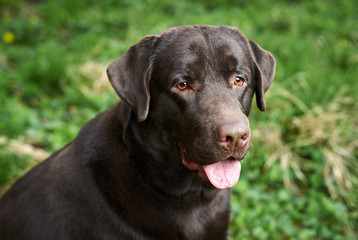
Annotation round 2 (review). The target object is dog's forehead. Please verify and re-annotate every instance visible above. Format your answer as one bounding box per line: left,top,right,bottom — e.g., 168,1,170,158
173,27,245,58
155,26,251,78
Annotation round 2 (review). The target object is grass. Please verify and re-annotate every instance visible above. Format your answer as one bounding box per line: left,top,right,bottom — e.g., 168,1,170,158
1,0,357,239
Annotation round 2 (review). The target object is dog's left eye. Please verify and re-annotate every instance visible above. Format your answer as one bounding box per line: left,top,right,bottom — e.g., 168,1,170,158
177,81,189,90
234,76,245,86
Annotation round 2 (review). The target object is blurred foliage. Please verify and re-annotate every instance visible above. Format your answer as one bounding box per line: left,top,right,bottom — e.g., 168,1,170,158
0,0,357,239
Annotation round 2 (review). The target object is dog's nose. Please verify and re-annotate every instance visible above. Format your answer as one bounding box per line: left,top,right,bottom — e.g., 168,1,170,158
217,122,250,151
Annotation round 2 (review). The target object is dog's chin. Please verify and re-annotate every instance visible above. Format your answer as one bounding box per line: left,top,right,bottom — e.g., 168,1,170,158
177,143,246,189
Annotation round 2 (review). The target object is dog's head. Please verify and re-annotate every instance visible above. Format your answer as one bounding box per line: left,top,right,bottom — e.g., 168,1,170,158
107,25,275,189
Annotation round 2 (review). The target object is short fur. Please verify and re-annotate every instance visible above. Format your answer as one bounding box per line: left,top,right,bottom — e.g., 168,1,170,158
0,25,275,240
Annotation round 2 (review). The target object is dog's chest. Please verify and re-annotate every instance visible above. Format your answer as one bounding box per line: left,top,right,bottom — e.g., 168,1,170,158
170,193,230,240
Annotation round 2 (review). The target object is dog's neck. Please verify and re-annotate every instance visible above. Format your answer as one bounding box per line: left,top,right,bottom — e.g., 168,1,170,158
120,105,222,204
81,102,222,207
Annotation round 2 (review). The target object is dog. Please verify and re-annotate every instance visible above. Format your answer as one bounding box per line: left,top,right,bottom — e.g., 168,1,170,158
0,25,275,240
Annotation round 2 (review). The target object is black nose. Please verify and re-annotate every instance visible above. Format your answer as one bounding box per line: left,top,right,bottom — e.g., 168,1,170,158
217,122,250,151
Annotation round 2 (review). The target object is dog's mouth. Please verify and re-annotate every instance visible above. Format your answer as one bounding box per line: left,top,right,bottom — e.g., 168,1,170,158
177,143,241,189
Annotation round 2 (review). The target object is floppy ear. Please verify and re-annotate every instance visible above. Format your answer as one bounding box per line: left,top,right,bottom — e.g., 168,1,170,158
247,39,276,111
106,35,160,122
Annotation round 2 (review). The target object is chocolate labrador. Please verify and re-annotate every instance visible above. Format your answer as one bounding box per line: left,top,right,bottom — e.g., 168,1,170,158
0,25,275,240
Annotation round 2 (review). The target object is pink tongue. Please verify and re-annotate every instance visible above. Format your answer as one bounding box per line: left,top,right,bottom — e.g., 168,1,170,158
203,160,241,189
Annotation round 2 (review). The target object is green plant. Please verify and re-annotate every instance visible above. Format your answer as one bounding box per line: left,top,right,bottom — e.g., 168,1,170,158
1,0,357,238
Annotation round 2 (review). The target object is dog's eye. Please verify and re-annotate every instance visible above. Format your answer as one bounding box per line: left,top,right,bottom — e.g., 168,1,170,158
234,76,245,86
177,81,189,90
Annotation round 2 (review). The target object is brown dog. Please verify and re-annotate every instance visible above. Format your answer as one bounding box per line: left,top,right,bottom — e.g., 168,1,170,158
0,25,275,240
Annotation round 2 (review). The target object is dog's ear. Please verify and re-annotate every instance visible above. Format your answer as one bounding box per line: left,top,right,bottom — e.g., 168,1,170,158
247,39,276,111
107,35,160,122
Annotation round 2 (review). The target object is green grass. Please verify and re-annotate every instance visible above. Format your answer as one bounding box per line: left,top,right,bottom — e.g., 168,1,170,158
1,0,357,239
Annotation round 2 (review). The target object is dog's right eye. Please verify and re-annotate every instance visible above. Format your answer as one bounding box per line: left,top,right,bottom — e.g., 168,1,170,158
234,76,245,86
177,81,189,90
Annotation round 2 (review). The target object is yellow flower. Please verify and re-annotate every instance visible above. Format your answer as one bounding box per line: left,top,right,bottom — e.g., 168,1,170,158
3,32,15,44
